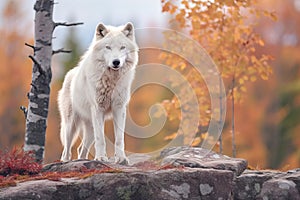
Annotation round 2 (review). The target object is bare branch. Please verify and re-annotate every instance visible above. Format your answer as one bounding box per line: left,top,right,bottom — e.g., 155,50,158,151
25,43,35,49
29,55,40,66
25,43,41,52
52,48,72,55
28,55,45,75
30,83,38,91
20,106,28,119
54,22,83,28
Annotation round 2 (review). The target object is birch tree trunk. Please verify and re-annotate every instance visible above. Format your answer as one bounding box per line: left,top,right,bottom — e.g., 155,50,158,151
23,0,82,163
24,0,55,163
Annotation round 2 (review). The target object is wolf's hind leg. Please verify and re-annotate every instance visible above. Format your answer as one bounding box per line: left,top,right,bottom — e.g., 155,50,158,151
60,119,77,162
78,121,94,159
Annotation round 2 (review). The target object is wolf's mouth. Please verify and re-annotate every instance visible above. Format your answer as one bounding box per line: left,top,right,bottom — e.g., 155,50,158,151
109,66,121,71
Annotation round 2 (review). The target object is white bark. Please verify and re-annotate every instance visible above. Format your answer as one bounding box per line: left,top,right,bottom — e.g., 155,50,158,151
24,0,54,162
24,0,82,163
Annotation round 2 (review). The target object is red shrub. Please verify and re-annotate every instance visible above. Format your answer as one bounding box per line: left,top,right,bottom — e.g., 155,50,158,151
0,147,42,176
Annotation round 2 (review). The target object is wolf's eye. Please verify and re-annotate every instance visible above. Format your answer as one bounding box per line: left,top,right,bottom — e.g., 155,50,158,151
105,45,111,50
120,46,126,50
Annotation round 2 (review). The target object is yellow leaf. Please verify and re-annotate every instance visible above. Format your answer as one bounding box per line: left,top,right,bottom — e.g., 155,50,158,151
201,132,208,139
250,76,257,82
170,5,178,14
261,73,269,80
164,132,177,141
182,0,189,9
175,10,186,26
240,86,247,92
191,137,201,146
239,78,244,84
251,56,257,63
258,39,265,46
180,62,187,70
270,12,278,21
192,20,200,29
263,10,278,21
234,28,240,42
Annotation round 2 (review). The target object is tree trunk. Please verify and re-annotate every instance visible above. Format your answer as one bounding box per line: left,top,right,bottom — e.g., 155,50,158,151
231,77,236,158
218,75,223,154
24,0,54,163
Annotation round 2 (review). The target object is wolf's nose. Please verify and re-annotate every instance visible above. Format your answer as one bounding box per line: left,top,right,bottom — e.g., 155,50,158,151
112,59,120,67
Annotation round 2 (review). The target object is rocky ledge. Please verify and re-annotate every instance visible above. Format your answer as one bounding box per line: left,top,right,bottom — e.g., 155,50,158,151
0,147,299,200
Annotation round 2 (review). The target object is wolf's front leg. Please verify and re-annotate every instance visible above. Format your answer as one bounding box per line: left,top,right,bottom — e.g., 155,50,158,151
91,108,108,162
112,106,129,165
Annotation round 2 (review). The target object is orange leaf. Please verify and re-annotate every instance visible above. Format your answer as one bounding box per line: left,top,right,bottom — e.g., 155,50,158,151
162,2,171,12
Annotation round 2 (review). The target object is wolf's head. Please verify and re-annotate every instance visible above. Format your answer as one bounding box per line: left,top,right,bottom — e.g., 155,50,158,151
91,22,138,71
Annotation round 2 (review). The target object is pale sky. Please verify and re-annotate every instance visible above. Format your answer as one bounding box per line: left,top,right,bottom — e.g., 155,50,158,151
52,0,168,48
0,0,168,48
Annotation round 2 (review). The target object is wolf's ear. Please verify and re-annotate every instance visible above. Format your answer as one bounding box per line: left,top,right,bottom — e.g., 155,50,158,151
122,22,134,40
96,23,108,39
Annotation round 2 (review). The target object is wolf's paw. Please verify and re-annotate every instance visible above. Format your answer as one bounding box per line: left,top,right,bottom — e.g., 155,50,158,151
114,155,129,165
94,156,109,162
60,158,71,162
60,153,71,162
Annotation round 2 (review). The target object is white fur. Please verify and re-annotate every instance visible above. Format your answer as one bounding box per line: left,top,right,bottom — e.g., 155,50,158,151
58,22,138,164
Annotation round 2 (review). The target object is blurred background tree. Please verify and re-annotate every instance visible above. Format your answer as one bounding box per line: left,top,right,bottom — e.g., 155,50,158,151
161,0,274,157
0,0,31,149
160,0,300,169
61,26,83,76
256,0,300,169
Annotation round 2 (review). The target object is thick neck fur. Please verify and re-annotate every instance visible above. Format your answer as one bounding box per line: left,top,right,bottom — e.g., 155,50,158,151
93,61,135,110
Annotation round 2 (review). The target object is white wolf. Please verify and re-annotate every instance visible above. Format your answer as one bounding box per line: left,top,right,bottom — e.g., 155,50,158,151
58,22,138,164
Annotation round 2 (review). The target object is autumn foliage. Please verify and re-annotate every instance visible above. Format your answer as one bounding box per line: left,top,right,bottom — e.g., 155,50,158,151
0,148,42,176
160,0,276,149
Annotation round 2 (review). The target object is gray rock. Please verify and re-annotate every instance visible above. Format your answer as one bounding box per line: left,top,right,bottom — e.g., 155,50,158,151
283,168,300,195
234,170,282,200
79,168,233,200
258,179,300,200
160,146,247,176
1,147,300,200
0,179,63,200
0,168,234,200
42,159,113,172
234,169,300,200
